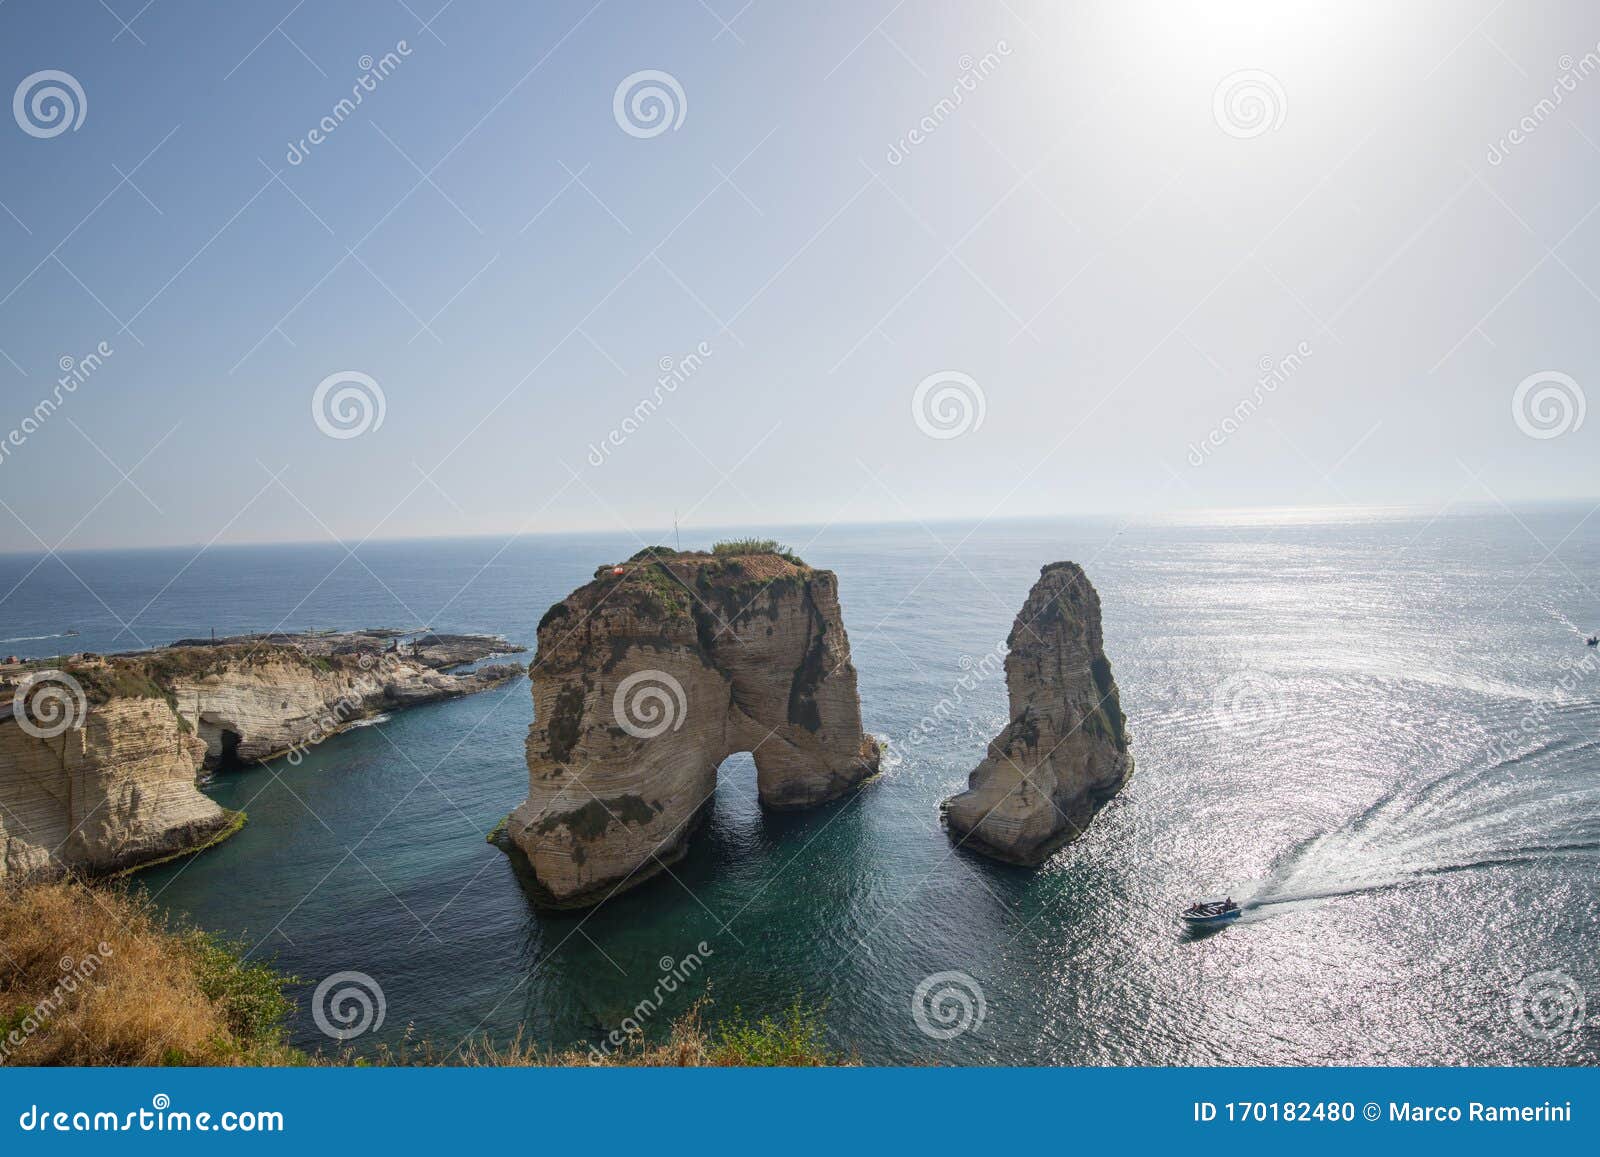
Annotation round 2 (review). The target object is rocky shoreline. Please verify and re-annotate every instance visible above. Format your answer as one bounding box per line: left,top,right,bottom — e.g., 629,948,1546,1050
2,551,1134,899
0,629,524,881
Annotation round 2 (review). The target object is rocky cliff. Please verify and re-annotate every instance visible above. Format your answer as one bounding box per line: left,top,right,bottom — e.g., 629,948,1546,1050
0,695,226,880
153,632,522,769
0,630,522,879
502,547,880,908
942,562,1132,865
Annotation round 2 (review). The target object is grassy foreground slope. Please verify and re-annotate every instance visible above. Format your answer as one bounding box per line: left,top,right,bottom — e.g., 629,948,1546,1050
0,881,843,1067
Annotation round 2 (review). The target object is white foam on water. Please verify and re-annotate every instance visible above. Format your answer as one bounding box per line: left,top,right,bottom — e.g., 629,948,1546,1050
1245,737,1600,918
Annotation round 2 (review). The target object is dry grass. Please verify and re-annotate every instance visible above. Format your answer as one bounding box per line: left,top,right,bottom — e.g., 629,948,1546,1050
358,998,850,1067
0,880,296,1066
1,881,846,1067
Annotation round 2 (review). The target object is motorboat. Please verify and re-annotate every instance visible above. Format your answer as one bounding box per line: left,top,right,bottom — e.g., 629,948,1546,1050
1180,897,1241,926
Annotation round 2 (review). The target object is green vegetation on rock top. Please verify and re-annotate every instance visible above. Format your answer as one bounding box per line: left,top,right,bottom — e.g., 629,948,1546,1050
711,539,805,565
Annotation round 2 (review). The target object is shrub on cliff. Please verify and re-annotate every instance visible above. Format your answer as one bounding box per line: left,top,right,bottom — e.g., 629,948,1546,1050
711,538,805,566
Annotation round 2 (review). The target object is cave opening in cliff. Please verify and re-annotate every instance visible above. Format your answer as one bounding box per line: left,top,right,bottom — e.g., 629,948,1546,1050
197,716,245,771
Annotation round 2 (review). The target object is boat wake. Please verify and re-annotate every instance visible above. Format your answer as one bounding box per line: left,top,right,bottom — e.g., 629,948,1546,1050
0,631,77,644
1244,734,1600,917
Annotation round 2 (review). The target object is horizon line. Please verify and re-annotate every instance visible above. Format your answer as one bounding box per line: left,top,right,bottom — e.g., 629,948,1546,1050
3,495,1597,560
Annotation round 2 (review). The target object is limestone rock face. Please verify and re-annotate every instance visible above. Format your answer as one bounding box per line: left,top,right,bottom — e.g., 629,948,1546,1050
159,638,521,768
506,551,880,908
942,562,1132,865
0,631,522,878
0,696,223,880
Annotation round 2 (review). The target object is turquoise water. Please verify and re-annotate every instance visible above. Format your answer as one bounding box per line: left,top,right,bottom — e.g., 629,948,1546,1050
3,507,1597,1064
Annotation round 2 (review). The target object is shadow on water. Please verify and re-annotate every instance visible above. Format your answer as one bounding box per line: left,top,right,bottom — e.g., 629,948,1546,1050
495,772,878,922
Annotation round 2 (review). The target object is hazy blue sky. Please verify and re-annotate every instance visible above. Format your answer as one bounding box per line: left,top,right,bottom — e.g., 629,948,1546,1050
0,1,1596,552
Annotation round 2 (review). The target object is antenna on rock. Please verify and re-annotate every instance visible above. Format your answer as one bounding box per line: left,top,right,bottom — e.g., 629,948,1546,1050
673,510,681,551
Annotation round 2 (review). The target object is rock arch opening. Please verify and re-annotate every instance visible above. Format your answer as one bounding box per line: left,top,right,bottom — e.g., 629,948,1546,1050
502,550,880,908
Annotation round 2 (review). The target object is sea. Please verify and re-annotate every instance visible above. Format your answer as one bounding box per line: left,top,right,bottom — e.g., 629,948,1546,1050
1,505,1596,1065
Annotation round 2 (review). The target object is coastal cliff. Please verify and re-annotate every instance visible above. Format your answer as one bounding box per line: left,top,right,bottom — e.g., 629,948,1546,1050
0,695,227,880
502,545,879,908
157,631,522,769
0,630,521,879
942,562,1132,865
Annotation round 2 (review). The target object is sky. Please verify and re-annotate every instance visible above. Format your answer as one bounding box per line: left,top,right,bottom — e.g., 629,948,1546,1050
0,0,1596,553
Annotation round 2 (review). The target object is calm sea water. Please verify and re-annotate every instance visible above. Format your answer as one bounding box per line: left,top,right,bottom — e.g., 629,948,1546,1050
3,507,1597,1065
